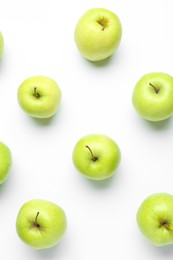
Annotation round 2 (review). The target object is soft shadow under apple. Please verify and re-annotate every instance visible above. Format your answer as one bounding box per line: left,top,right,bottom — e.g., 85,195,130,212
32,240,67,259
88,55,113,67
85,170,121,189
145,116,173,131
0,171,13,196
29,107,62,127
146,241,173,257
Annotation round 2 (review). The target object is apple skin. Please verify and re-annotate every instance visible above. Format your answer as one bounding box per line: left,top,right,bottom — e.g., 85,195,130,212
0,142,12,184
17,76,62,118
72,134,121,180
0,32,4,59
16,199,67,249
136,193,173,246
74,8,122,61
132,72,173,121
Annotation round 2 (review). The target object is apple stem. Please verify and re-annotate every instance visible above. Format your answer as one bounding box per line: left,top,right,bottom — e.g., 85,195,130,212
34,86,40,98
34,212,40,228
85,145,98,162
163,223,173,232
149,83,160,94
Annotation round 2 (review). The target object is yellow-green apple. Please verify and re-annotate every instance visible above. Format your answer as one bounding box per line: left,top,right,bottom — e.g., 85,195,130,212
74,8,122,61
72,134,121,180
17,76,62,118
0,32,4,59
132,72,173,121
16,199,67,249
0,142,12,184
137,193,173,246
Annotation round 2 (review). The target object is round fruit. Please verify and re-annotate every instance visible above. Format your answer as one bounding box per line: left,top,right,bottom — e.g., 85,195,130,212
137,193,173,246
0,142,12,184
17,76,62,118
16,199,67,249
72,134,121,180
132,72,173,121
0,32,4,59
74,8,122,61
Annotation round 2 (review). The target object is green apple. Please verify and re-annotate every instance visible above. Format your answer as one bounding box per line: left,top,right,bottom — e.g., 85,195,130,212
74,8,122,61
0,142,12,184
0,32,4,59
17,76,62,118
72,134,121,180
136,193,173,246
16,199,67,249
132,72,173,121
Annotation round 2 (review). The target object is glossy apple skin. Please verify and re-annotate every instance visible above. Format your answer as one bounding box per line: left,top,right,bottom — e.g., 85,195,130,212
0,142,12,184
74,8,122,61
72,134,121,180
16,199,67,249
132,72,173,121
0,32,4,59
17,76,62,118
137,193,173,246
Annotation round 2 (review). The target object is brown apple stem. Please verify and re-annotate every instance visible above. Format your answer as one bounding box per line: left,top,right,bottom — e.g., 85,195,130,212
149,83,160,94
163,223,173,232
34,86,40,98
34,212,40,228
85,145,98,162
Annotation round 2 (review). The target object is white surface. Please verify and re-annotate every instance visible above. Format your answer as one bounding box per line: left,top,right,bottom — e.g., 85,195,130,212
1,0,173,259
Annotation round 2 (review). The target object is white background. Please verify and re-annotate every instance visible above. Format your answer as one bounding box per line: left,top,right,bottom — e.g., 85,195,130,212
0,0,173,259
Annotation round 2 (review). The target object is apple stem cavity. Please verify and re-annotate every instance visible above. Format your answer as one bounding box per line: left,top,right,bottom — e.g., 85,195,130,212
34,86,40,98
149,83,160,94
160,219,173,232
97,18,108,31
85,145,98,162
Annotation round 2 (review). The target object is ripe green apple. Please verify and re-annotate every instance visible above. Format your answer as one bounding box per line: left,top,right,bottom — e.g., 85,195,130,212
132,72,173,121
0,142,12,184
0,32,4,59
16,199,67,249
74,8,122,61
136,193,173,246
72,134,121,180
17,76,62,118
